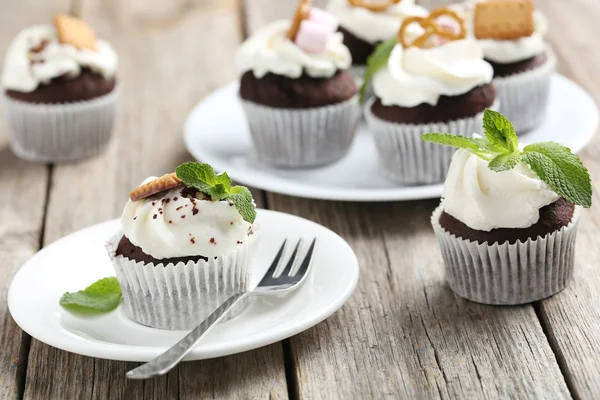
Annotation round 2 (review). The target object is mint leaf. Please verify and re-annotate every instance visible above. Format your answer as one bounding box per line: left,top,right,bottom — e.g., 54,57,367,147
360,36,396,102
521,142,592,208
421,133,494,160
488,151,520,172
482,109,518,152
229,186,257,223
60,277,122,313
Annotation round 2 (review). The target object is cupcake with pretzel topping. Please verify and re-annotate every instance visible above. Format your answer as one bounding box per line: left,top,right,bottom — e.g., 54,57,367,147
327,0,428,80
363,7,496,185
1,14,119,163
236,0,360,168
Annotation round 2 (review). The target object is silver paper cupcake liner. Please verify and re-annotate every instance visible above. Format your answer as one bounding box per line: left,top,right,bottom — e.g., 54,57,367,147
493,48,556,135
364,98,492,185
431,205,581,305
240,96,361,168
107,232,258,330
2,87,120,163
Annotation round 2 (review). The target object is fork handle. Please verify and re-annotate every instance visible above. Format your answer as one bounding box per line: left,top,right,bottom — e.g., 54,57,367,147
126,292,248,379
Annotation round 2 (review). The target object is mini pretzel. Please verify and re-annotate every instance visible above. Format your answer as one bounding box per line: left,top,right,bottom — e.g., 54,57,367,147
287,0,312,41
347,0,402,13
129,173,183,202
398,7,466,49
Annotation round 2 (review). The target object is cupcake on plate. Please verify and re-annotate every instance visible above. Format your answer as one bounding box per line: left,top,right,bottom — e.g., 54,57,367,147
470,0,555,134
1,14,119,163
364,7,495,185
423,109,591,305
327,0,428,81
236,0,360,168
107,162,259,330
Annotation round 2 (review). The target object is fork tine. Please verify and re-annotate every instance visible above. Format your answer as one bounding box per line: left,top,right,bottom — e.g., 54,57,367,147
280,239,302,277
293,238,316,279
264,239,287,280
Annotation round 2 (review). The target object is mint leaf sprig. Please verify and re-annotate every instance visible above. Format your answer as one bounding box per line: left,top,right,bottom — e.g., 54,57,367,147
175,162,257,223
60,277,122,313
360,36,396,103
421,109,592,208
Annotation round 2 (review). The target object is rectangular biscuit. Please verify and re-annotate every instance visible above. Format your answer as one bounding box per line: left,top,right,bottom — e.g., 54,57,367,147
474,0,535,40
53,14,97,51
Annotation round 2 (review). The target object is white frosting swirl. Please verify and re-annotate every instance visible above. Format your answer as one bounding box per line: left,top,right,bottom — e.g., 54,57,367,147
327,0,428,44
2,25,118,92
235,19,351,79
442,149,559,231
372,39,493,107
121,181,254,259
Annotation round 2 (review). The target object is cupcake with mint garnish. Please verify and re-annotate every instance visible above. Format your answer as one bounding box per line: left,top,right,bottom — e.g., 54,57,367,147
107,162,258,330
423,109,591,305
236,0,360,168
471,0,554,134
363,7,496,185
2,14,119,162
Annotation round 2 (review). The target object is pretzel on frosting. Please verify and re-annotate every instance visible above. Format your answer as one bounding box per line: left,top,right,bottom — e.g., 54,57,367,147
287,0,312,40
347,0,402,12
398,7,466,49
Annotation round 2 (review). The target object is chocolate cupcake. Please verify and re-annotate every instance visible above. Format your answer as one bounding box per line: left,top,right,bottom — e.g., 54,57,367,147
424,109,591,305
107,163,259,330
1,14,119,162
364,7,495,185
236,0,360,168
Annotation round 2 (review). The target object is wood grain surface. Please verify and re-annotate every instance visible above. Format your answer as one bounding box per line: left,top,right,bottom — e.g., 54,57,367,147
1,0,600,399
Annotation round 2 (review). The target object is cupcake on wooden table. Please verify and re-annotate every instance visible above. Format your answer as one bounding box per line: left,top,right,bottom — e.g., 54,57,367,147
472,0,554,134
107,162,258,330
1,14,119,162
424,109,591,305
327,0,428,80
363,7,495,185
236,0,360,168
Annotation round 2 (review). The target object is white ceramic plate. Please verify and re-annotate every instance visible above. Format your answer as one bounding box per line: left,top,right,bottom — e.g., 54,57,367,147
8,210,359,362
184,74,598,202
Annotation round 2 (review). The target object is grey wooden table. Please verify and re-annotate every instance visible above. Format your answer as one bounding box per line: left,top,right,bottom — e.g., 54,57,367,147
2,0,600,398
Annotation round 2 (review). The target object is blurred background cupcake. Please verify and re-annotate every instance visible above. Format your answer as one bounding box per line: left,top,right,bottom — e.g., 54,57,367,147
1,14,119,163
236,0,360,168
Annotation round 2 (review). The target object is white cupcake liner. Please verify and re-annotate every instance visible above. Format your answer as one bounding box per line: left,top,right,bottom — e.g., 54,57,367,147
2,87,120,163
107,232,258,330
241,96,361,168
493,48,556,135
364,98,494,185
431,205,581,305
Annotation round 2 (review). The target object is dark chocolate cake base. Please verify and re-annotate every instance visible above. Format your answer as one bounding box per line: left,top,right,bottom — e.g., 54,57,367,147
439,198,575,245
239,70,357,109
6,68,117,104
116,236,207,265
338,26,376,67
371,83,496,124
487,52,548,78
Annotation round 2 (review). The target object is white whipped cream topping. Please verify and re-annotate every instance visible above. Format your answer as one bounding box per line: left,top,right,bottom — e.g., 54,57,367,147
327,0,428,44
2,25,118,92
372,39,493,107
121,181,254,259
236,19,351,79
442,149,559,231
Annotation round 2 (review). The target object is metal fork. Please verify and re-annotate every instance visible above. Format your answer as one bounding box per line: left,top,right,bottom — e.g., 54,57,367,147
126,238,317,379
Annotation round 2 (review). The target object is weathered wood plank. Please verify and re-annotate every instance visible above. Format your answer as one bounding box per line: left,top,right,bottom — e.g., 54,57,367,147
23,1,287,399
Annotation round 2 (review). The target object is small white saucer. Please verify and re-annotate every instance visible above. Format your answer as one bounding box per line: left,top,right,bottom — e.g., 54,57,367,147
8,210,359,362
184,74,598,202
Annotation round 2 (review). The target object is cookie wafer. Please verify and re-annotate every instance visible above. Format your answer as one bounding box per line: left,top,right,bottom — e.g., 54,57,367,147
347,0,401,12
474,0,534,40
53,14,97,51
129,173,183,202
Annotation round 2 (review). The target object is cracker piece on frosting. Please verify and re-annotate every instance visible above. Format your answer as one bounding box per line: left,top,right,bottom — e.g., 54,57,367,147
474,0,534,40
53,14,98,51
129,173,183,202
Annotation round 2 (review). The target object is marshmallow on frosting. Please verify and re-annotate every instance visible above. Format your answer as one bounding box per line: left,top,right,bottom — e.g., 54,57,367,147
2,25,118,93
372,38,493,107
236,19,351,79
441,149,559,231
327,0,428,44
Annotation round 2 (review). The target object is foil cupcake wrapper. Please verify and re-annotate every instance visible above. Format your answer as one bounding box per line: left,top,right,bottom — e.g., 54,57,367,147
364,98,493,185
431,205,581,305
493,48,556,135
240,96,361,168
2,87,120,163
106,232,258,330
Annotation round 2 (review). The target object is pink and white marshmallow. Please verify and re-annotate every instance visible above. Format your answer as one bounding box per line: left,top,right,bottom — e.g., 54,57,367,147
295,8,339,54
